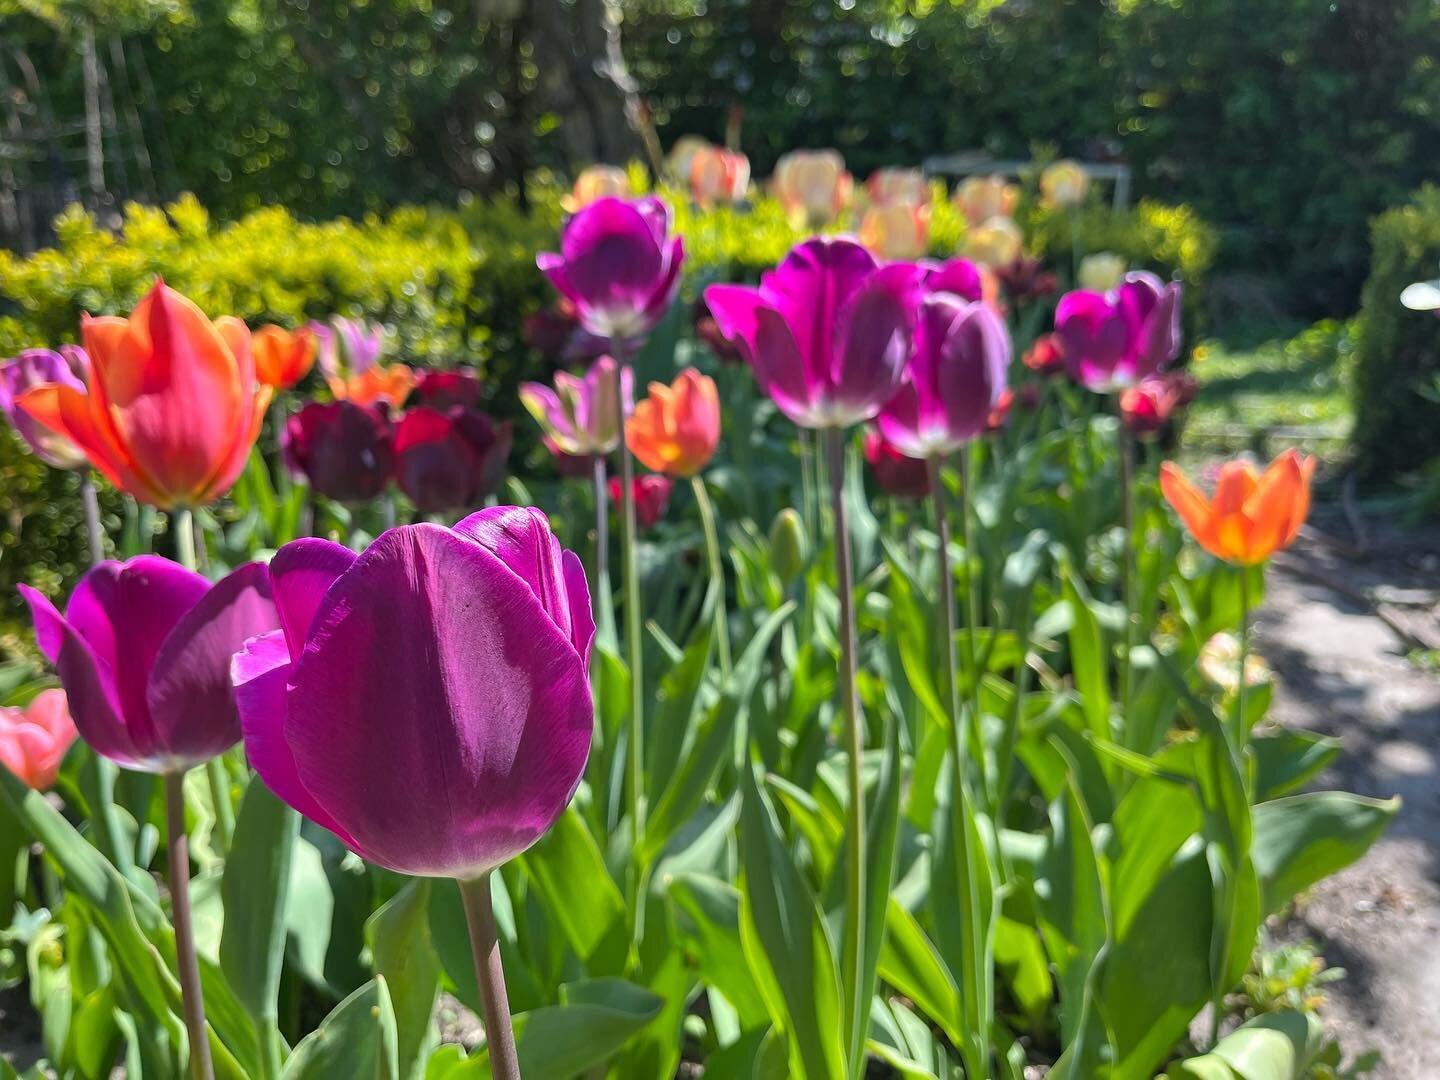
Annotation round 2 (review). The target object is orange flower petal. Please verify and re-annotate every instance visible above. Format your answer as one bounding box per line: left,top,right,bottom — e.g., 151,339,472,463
1160,462,1221,557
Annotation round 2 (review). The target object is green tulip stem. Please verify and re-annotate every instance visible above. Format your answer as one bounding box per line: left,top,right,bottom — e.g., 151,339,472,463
79,470,104,564
1117,416,1136,717
165,770,215,1080
823,426,867,1080
459,874,521,1080
609,344,646,926
173,507,235,853
927,455,961,737
957,446,984,771
690,474,732,679
271,398,291,500
591,456,617,647
1236,565,1252,748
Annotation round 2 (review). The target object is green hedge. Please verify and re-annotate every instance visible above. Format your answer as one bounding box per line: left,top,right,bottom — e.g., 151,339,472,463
1350,185,1440,479
0,184,1215,640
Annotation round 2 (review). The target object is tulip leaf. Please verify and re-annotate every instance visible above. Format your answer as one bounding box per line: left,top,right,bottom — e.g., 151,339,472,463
493,977,663,1080
520,807,628,974
1250,792,1399,917
878,900,962,1046
281,976,400,1080
737,763,845,1080
1169,1010,1324,1080
670,872,769,1028
1249,729,1341,802
699,1026,789,1080
644,620,714,795
367,878,441,1080
642,601,794,863
1060,565,1111,745
220,778,299,1070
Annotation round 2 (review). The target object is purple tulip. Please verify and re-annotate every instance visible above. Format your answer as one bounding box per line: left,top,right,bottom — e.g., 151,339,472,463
310,316,386,379
394,406,513,513
284,400,395,503
519,355,633,457
1055,271,1182,392
19,558,277,773
232,508,594,877
923,258,986,303
0,347,90,469
412,368,485,410
537,196,684,341
877,296,1011,459
704,236,928,429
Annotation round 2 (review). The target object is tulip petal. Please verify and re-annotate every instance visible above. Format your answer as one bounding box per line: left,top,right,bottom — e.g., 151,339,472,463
561,548,596,668
561,198,663,304
751,307,818,426
19,584,143,767
146,562,278,767
1159,463,1221,558
268,538,359,657
287,524,593,877
702,284,767,363
453,506,575,650
233,630,365,851
830,263,923,423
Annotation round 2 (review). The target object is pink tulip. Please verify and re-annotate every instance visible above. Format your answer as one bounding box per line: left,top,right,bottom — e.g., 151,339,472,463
691,146,751,207
704,236,926,429
0,690,78,790
772,150,853,228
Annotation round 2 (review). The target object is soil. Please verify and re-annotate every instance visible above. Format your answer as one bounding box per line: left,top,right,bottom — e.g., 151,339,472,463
1258,527,1440,1079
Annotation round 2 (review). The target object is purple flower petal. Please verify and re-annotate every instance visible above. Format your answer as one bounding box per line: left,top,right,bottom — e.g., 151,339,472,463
232,630,366,852
19,584,141,766
286,525,592,877
145,562,278,768
453,506,577,652
267,538,358,657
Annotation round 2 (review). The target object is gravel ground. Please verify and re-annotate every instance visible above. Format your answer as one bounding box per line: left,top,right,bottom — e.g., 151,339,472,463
1258,533,1440,1079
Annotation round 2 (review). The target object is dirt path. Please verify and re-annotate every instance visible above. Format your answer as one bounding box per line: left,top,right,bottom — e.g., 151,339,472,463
1257,536,1440,1079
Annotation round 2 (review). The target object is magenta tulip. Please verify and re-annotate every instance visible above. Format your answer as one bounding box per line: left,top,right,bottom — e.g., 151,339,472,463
1055,271,1182,392
19,558,278,773
704,236,927,428
520,355,633,457
0,347,90,469
537,196,684,342
924,258,986,304
284,400,395,503
232,508,594,878
393,406,513,513
877,296,1011,459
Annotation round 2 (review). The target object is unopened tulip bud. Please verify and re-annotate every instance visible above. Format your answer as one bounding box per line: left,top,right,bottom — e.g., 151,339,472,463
769,508,809,585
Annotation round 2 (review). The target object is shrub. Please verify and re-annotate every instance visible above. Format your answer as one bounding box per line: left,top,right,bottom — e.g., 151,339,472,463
1350,185,1440,480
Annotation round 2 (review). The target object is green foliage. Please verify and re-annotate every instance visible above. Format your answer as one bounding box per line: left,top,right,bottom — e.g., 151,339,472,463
628,0,1439,308
1350,185,1440,480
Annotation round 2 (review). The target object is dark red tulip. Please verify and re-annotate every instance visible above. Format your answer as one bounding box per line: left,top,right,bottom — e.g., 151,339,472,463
284,401,394,503
994,256,1058,303
412,368,485,410
862,428,929,499
609,474,673,530
694,298,744,365
394,406,513,514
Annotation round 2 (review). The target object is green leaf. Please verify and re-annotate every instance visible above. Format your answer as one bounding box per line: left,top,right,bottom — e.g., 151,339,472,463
1251,793,1399,916
507,978,662,1079
878,900,961,1046
1170,1010,1324,1080
1061,565,1111,744
1250,729,1341,802
738,764,846,1080
281,977,400,1080
670,873,770,1028
367,879,441,1080
220,777,299,1069
520,807,627,973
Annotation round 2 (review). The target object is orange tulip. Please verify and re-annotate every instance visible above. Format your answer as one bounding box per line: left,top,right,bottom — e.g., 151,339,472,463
625,368,720,478
328,363,416,408
0,689,77,790
253,324,317,390
17,280,269,509
1160,450,1314,565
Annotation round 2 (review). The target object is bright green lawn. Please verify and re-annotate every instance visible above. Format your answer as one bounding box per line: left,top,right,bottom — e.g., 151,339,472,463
1182,318,1356,464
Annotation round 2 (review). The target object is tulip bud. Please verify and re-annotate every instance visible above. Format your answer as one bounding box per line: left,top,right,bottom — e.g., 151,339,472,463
769,508,809,586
